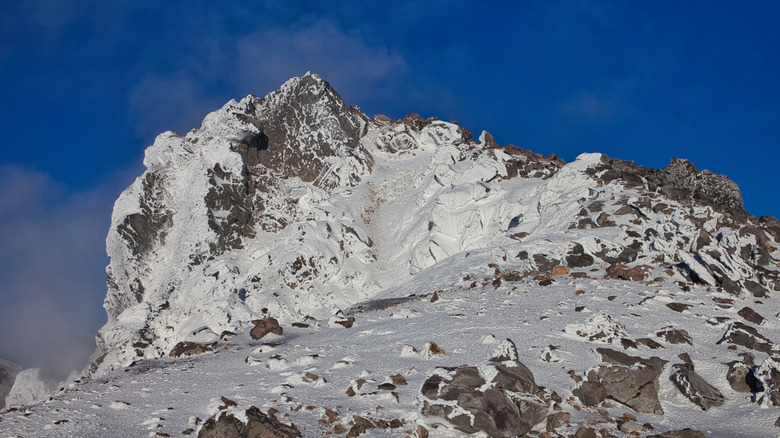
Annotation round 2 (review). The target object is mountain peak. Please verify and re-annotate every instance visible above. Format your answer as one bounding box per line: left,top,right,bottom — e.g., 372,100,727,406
94,74,778,387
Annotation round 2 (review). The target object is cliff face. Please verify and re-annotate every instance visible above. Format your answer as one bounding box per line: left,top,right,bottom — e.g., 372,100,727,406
92,72,780,376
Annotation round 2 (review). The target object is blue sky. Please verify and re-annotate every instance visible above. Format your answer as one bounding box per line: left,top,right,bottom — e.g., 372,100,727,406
1,1,778,379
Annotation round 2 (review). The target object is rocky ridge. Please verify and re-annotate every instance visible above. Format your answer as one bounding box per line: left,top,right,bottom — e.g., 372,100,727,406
2,73,778,437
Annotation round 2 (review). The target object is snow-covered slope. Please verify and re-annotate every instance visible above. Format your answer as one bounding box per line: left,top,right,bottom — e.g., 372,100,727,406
2,73,779,437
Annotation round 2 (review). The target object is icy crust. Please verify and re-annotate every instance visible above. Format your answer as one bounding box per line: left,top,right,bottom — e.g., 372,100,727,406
94,73,780,377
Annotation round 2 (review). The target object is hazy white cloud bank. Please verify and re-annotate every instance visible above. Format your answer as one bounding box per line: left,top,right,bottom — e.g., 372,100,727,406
0,166,123,381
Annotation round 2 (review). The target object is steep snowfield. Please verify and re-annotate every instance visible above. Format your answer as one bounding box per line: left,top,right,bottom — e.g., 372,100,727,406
2,73,779,436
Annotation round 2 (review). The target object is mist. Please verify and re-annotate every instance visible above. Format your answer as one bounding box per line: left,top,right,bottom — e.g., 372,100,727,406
0,165,132,382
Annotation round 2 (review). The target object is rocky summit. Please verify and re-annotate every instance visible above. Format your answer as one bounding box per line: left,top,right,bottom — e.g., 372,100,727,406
2,73,780,437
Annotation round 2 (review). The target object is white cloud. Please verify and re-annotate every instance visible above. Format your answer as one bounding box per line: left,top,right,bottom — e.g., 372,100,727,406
0,165,129,381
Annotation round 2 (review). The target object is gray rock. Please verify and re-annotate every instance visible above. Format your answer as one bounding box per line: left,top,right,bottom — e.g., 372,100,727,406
572,381,606,406
726,353,757,393
420,339,547,437
656,327,693,345
717,321,774,353
596,348,668,414
670,362,724,410
199,406,301,438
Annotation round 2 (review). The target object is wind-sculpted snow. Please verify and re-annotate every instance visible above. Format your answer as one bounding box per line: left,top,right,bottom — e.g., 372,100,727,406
91,69,780,411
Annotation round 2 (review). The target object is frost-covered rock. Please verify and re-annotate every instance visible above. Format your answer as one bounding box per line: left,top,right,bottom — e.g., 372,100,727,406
4,368,49,409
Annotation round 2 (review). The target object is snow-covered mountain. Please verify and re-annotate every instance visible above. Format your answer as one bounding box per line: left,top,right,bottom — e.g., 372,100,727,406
2,73,780,437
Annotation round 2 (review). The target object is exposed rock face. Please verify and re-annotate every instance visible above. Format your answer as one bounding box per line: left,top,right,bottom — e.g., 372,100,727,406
595,348,668,414
199,406,301,438
670,355,724,410
588,156,745,218
0,358,22,410
419,339,548,437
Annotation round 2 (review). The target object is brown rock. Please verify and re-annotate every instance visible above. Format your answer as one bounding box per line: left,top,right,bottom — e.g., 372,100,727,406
170,342,216,358
737,307,765,325
545,411,571,432
335,317,356,328
666,302,691,313
574,426,597,438
346,416,375,438
552,266,570,276
250,317,282,340
596,348,668,414
656,327,693,345
573,381,607,406
390,374,408,385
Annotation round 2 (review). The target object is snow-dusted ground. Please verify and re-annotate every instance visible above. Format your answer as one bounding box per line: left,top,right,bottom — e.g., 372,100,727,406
2,248,779,436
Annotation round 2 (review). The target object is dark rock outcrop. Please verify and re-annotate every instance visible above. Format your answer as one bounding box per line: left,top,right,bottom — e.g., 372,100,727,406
420,339,547,437
250,317,282,340
587,156,745,218
595,348,668,414
717,321,775,353
657,327,693,345
169,342,217,358
199,406,301,438
670,356,724,410
572,380,607,406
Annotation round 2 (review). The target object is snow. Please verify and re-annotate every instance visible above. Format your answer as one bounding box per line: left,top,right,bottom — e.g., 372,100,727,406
4,369,49,409
2,73,779,436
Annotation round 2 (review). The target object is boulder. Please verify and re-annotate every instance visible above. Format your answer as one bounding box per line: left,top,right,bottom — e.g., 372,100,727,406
199,406,301,438
420,339,547,437
737,307,765,325
595,348,667,414
670,359,724,410
717,321,774,353
656,327,693,345
726,353,758,393
250,317,283,340
572,381,606,406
